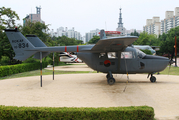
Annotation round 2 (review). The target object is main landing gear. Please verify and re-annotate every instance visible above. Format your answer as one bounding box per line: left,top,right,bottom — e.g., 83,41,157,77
147,73,156,83
106,71,115,85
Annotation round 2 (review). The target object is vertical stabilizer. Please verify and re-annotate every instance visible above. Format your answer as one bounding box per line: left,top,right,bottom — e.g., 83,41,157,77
4,28,36,61
26,35,50,59
100,29,106,40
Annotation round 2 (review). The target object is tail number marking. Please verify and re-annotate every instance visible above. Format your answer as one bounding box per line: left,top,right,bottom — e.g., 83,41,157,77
14,43,29,49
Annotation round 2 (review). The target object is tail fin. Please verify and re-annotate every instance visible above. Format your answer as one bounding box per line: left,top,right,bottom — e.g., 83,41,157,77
26,35,50,59
100,29,106,40
4,28,36,61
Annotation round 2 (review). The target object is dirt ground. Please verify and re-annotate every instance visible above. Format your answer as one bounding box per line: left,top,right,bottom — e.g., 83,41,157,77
0,65,179,120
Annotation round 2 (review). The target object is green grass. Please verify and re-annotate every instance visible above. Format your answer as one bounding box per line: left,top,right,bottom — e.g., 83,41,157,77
158,65,179,75
0,69,97,80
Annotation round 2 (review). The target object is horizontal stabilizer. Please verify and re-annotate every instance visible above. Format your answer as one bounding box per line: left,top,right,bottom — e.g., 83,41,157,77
33,52,50,59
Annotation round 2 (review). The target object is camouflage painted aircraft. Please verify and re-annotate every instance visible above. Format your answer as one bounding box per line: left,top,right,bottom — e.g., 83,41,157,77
5,28,172,85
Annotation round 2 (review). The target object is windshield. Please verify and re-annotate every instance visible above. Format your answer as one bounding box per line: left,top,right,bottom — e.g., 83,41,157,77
135,48,146,58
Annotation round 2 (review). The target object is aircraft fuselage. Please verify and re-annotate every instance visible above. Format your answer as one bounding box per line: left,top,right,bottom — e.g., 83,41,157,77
77,47,169,74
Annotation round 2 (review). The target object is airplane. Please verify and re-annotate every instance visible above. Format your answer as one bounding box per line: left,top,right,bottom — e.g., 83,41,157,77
133,45,156,55
4,28,172,85
59,52,82,63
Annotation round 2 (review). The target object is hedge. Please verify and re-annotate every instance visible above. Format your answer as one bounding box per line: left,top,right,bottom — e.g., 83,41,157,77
0,105,154,120
0,61,48,77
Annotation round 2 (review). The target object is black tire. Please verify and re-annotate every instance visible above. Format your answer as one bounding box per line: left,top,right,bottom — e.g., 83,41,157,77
150,76,156,83
107,77,115,85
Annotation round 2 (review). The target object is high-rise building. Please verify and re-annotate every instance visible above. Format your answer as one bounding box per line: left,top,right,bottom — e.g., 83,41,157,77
116,8,126,36
23,6,45,26
143,17,161,36
51,27,82,41
144,7,179,36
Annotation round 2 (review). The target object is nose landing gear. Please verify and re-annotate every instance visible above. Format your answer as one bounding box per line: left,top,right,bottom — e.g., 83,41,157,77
147,73,156,83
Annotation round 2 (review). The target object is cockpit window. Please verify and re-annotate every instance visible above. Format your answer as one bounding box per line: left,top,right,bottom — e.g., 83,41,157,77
135,48,146,58
121,51,134,59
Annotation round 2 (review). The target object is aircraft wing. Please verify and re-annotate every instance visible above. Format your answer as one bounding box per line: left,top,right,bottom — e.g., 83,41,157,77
91,36,138,52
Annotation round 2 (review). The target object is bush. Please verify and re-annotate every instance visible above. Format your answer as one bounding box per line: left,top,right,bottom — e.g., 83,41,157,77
0,61,48,77
140,49,153,55
0,105,154,120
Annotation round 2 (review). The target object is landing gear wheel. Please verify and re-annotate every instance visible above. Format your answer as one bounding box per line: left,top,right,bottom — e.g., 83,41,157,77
107,77,115,85
150,76,156,83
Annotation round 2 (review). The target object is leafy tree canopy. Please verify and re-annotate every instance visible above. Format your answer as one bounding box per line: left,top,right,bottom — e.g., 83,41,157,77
159,26,179,54
20,21,54,46
88,35,100,44
133,32,161,46
0,7,20,29
53,36,83,46
0,7,20,64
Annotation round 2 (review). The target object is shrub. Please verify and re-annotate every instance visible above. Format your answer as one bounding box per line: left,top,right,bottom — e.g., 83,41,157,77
0,61,48,77
140,49,153,55
0,105,154,120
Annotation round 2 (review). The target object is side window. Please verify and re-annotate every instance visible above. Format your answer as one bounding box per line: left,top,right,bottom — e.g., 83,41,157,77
107,52,117,59
121,51,134,59
99,53,106,58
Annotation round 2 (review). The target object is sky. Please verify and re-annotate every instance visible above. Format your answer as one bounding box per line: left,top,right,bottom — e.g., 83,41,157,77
1,0,179,36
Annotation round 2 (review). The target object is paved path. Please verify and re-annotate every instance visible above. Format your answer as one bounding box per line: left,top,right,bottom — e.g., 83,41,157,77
0,64,179,119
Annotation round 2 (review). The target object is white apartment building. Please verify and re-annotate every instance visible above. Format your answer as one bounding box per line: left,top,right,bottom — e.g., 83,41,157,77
50,27,82,40
143,17,161,36
144,7,179,36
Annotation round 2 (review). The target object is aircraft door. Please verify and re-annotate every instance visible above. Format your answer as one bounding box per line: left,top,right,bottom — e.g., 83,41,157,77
120,51,138,73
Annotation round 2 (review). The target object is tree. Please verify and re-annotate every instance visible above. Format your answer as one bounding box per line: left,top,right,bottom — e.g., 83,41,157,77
159,26,179,55
130,29,140,37
20,21,54,46
0,7,20,29
88,35,100,44
0,7,20,65
133,32,160,46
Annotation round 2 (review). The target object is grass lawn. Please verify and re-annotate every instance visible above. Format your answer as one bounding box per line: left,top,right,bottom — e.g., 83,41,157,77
158,65,179,75
0,69,97,80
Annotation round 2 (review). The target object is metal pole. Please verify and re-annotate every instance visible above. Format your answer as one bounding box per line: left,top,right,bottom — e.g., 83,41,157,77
40,52,42,87
175,33,177,67
53,52,54,80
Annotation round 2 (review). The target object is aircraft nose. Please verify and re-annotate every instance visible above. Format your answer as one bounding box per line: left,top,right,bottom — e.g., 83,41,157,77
143,55,170,71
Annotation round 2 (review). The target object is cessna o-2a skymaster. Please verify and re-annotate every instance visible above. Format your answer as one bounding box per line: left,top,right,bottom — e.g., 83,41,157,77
5,28,171,85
